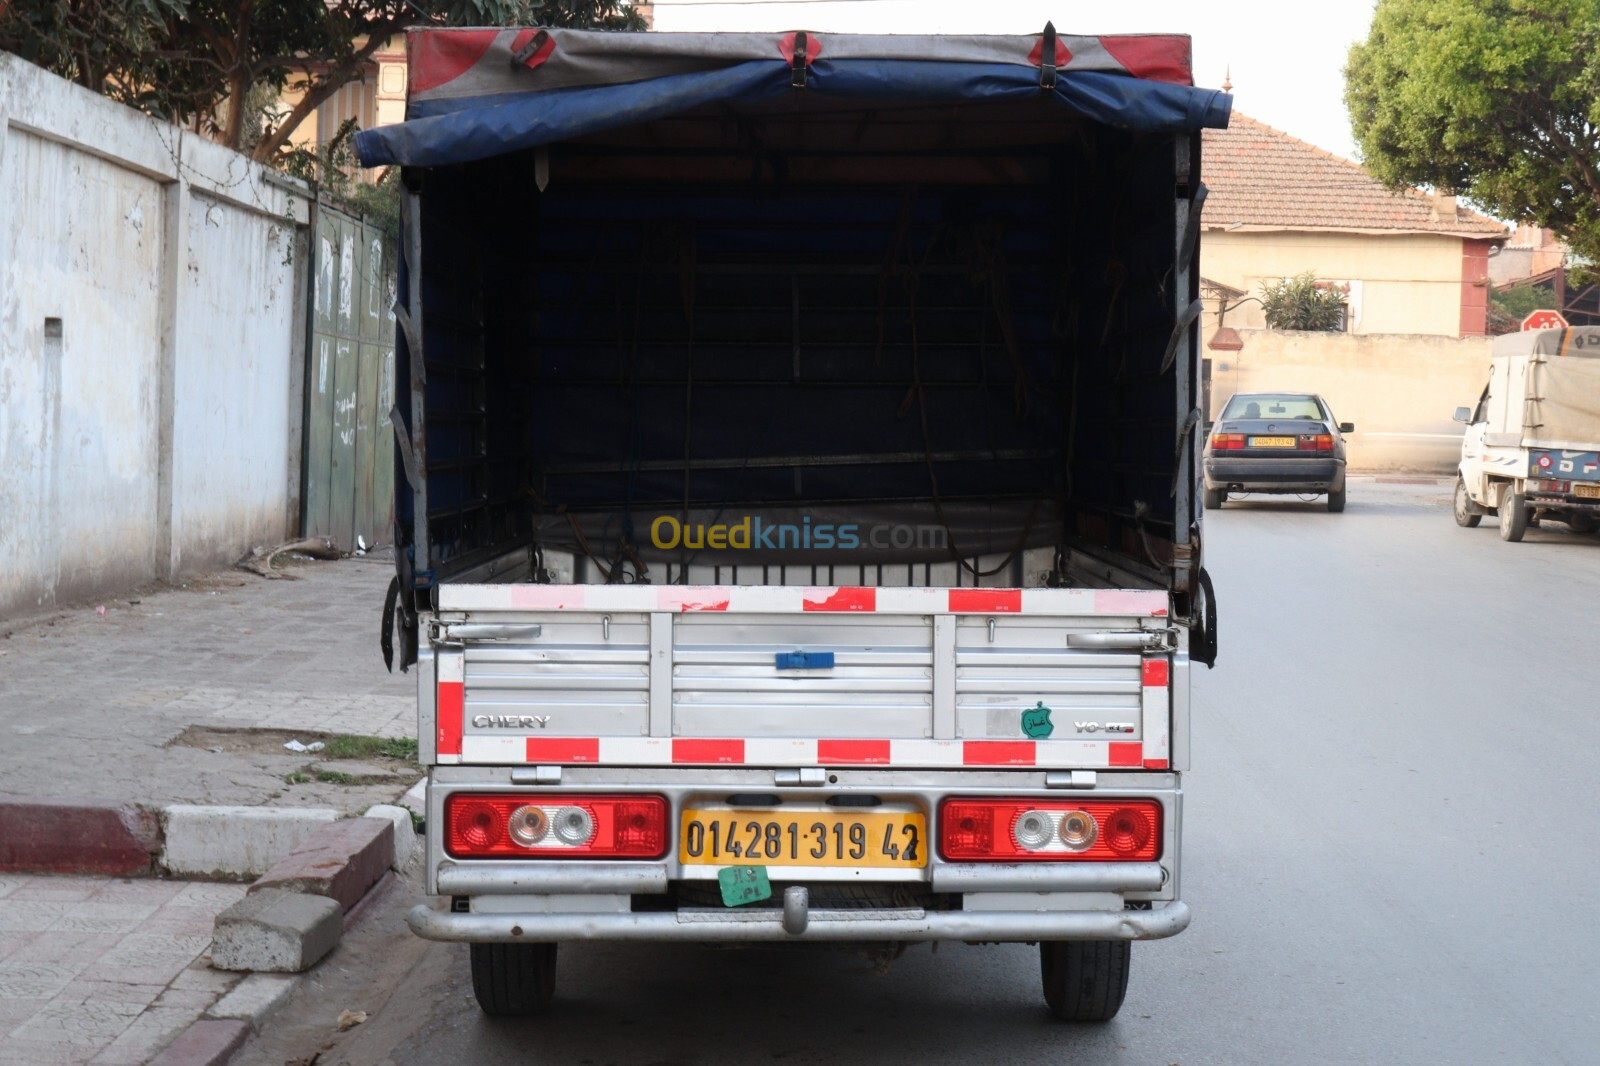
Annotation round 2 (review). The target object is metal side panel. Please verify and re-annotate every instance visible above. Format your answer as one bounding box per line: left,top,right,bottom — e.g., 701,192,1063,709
671,614,934,739
953,617,1143,744
460,615,650,740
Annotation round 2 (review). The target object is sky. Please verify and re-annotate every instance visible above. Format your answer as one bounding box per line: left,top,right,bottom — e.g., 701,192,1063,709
651,0,1379,161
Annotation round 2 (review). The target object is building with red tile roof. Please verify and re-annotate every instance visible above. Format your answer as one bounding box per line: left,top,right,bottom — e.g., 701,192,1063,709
1201,112,1506,339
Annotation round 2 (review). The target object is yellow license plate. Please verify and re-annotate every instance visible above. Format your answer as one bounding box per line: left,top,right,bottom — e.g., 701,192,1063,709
1575,483,1600,499
679,810,927,868
1250,436,1296,447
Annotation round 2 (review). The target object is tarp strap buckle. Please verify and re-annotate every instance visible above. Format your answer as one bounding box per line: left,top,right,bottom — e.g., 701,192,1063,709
512,29,550,69
791,31,809,88
1039,22,1058,89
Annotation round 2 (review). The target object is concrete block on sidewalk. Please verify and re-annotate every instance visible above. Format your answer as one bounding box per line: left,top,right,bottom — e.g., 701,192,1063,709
204,972,297,1030
248,816,392,912
399,777,427,818
210,888,341,972
0,798,161,875
163,805,339,879
363,803,418,871
146,1018,251,1066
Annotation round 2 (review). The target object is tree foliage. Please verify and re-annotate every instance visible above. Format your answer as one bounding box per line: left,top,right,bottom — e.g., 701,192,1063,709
1346,0,1600,263
1487,280,1559,334
1260,273,1349,331
0,1,646,162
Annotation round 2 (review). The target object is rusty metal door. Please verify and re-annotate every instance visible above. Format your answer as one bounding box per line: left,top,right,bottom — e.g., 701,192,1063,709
302,200,396,550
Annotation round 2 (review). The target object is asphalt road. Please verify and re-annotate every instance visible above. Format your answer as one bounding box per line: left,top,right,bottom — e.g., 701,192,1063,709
235,481,1600,1066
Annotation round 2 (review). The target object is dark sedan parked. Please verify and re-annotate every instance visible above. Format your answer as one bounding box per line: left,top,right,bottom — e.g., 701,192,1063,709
1203,392,1354,512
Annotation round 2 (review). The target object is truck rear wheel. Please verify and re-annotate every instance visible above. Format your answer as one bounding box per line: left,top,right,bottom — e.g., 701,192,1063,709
1499,486,1528,542
1039,940,1130,1022
1568,512,1598,534
1453,477,1481,527
470,942,557,1016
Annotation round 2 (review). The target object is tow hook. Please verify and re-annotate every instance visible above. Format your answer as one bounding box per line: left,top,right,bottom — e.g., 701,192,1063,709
782,886,809,935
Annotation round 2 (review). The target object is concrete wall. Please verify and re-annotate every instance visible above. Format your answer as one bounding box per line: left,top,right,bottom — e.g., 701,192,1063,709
1207,330,1493,474
1203,230,1469,337
0,54,311,620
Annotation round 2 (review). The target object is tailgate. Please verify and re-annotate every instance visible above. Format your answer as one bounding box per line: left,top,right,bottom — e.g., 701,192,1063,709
426,586,1173,771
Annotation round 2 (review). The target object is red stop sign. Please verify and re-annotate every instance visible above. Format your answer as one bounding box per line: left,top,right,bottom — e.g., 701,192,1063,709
1521,309,1569,331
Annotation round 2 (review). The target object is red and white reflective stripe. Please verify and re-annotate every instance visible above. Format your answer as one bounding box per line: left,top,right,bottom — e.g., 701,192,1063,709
1139,656,1171,770
435,651,465,764
458,735,1155,769
442,584,1168,618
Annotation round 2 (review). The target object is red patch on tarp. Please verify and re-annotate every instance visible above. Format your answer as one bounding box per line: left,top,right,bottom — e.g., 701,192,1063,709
779,31,822,65
1027,37,1071,68
410,29,498,94
509,28,558,71
1097,35,1193,85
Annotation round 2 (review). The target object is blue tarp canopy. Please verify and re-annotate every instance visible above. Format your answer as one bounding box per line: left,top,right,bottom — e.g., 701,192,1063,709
356,28,1232,168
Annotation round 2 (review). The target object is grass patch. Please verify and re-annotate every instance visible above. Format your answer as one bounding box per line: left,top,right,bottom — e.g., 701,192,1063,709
284,771,310,785
315,770,358,785
320,734,419,763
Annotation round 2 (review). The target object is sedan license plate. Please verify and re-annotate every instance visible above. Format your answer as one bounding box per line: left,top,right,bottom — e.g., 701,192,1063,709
679,810,926,868
1574,483,1600,500
1249,436,1296,447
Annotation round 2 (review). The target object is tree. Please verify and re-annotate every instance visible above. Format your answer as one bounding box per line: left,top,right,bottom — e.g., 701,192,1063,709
1487,280,1558,334
0,0,188,104
1260,273,1349,331
1346,0,1600,264
0,1,647,161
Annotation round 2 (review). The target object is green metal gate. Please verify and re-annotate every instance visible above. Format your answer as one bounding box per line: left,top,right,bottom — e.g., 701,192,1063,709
302,200,396,549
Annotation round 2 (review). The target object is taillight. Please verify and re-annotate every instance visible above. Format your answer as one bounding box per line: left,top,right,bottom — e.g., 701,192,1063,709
938,799,1162,862
1537,479,1571,493
1312,434,1334,453
444,794,669,859
1210,433,1245,451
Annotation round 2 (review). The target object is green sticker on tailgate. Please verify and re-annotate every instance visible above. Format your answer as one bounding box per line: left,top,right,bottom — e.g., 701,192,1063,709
718,865,773,907
1021,701,1055,738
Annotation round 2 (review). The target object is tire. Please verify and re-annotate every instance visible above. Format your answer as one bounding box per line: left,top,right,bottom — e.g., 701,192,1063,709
1453,477,1481,528
470,942,557,1016
1203,486,1223,510
1327,487,1346,513
1568,512,1598,534
1040,940,1130,1023
1499,486,1528,542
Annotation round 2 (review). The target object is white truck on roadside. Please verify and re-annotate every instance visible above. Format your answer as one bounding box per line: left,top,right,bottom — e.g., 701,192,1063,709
358,25,1229,1024
1453,326,1600,541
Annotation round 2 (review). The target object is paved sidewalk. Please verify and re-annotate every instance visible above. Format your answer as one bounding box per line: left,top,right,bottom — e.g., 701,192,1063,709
0,553,419,1064
0,554,413,813
0,876,244,1065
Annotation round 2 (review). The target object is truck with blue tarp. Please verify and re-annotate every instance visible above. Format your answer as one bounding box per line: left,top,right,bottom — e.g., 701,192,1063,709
359,24,1229,1022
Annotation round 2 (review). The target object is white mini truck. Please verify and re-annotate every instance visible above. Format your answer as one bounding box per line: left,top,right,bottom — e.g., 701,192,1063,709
357,25,1229,1022
1453,326,1600,541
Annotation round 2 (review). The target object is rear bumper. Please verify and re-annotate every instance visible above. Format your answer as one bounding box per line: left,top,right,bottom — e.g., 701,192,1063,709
1205,457,1344,493
407,898,1191,943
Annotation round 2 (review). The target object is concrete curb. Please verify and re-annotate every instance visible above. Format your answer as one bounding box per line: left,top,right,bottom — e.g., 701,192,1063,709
0,798,163,875
145,1019,251,1066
